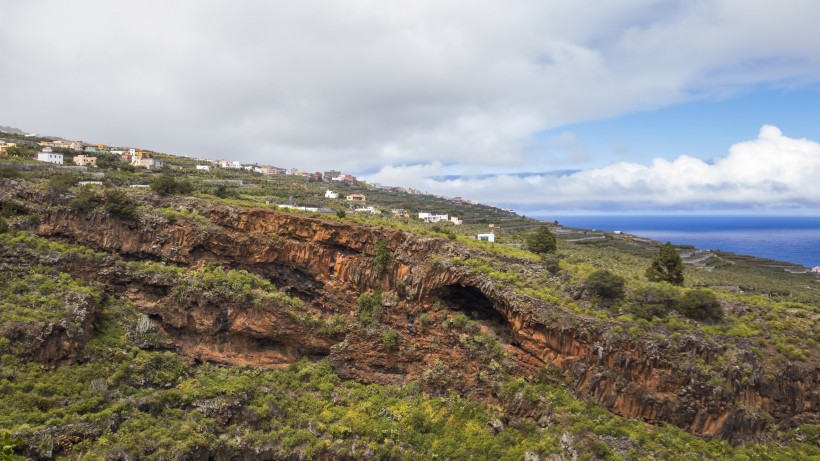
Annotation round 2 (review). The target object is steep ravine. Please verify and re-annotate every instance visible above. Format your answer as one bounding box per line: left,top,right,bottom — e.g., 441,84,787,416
21,201,820,441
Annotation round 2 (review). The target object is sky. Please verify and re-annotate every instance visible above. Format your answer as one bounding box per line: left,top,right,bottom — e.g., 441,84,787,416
2,0,820,214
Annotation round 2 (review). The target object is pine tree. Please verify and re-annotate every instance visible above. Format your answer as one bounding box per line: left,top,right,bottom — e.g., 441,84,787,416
646,242,684,285
527,225,557,254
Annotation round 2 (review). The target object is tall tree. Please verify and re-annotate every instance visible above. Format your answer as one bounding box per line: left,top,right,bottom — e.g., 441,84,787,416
527,225,557,254
646,242,684,285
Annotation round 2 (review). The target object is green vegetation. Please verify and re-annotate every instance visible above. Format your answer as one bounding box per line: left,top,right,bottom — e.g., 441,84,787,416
1,132,819,459
646,241,685,285
586,269,626,300
374,239,390,275
526,225,557,254
357,291,383,326
150,174,194,196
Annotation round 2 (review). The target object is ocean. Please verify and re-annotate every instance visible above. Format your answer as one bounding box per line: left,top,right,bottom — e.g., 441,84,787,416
542,215,820,269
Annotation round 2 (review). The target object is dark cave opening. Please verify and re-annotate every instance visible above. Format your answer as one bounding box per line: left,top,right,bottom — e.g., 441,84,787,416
438,284,511,341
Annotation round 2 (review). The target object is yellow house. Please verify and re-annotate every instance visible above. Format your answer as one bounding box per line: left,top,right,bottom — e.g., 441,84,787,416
0,141,17,153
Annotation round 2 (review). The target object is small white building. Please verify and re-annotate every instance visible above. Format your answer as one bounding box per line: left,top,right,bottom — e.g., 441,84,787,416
449,216,463,226
195,165,210,171
37,152,64,164
477,233,495,243
811,266,820,273
354,206,380,214
78,181,103,186
418,212,449,223
325,190,339,199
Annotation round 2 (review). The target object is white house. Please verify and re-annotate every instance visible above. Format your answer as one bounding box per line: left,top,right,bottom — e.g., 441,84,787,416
132,157,164,170
354,206,380,214
195,165,210,171
811,266,820,273
37,152,63,164
78,181,103,186
449,216,463,226
325,190,339,199
477,233,495,243
418,212,448,223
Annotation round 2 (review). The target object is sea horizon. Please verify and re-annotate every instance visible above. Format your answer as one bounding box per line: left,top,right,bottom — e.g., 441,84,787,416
537,214,820,269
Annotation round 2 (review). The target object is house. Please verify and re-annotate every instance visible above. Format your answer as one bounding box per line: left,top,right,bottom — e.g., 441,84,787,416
323,170,341,181
477,233,495,243
449,216,463,226
811,266,820,273
195,165,210,171
132,157,164,170
0,141,16,153
346,194,366,202
257,165,285,175
325,190,339,199
78,181,103,186
286,168,300,175
37,151,63,164
83,146,99,153
73,155,97,167
418,212,448,223
354,206,380,214
391,209,409,218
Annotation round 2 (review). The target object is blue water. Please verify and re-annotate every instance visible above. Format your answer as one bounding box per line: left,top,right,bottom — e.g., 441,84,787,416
542,215,820,268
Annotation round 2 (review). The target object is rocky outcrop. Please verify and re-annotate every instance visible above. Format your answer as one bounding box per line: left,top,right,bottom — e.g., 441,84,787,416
7,191,816,441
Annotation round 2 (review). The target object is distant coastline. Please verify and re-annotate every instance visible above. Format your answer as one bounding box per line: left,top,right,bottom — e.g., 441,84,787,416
541,215,820,269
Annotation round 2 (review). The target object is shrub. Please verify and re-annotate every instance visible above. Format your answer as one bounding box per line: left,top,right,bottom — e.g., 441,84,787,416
679,289,723,322
382,329,399,350
540,254,561,274
586,270,625,300
0,218,7,234
358,291,383,326
104,189,138,219
626,284,681,320
336,209,346,219
151,175,193,196
68,186,102,212
374,240,390,276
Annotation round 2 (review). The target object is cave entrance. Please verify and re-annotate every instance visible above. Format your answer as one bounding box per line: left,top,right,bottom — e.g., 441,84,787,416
438,284,511,342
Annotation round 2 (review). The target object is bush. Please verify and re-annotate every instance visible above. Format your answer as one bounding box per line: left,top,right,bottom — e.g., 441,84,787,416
626,284,682,320
0,218,7,234
382,329,399,350
68,186,102,212
151,175,193,196
104,189,138,219
374,240,390,276
540,254,561,274
358,291,383,326
679,289,723,322
586,270,625,300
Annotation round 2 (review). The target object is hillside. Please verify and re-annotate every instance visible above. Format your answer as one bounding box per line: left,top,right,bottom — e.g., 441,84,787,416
0,137,817,460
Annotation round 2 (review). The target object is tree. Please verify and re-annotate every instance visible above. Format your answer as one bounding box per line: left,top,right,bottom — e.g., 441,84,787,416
527,225,557,254
646,242,684,285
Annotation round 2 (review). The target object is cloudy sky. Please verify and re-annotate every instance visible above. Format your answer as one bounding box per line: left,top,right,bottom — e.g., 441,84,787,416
2,1,820,214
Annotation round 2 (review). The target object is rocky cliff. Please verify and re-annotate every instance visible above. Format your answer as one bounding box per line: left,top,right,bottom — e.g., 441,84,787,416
5,185,817,442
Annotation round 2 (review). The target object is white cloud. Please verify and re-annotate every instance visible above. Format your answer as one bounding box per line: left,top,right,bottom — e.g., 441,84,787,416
367,126,820,212
2,1,820,172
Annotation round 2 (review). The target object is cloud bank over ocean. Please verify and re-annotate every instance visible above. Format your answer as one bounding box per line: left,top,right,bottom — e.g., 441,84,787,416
367,126,820,213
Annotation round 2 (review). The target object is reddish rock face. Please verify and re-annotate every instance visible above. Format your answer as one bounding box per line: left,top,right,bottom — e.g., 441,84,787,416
19,197,819,441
